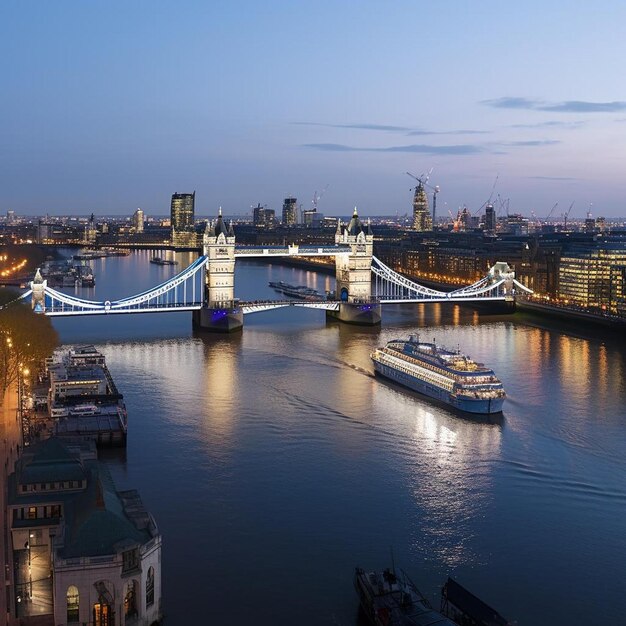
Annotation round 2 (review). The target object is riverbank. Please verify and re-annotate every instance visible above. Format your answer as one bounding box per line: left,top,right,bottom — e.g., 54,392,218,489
1,385,22,625
517,299,626,329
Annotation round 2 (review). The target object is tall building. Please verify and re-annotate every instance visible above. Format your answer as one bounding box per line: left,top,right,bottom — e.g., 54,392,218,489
84,213,97,245
253,204,275,229
412,184,432,231
133,208,144,233
558,243,626,313
282,197,298,226
484,204,496,234
170,192,196,247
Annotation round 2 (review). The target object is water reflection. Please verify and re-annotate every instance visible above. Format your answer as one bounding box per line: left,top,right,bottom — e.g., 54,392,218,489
199,334,241,450
46,251,626,626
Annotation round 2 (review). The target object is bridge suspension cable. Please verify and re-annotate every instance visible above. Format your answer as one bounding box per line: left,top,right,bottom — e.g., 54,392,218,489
371,256,531,303
39,255,208,316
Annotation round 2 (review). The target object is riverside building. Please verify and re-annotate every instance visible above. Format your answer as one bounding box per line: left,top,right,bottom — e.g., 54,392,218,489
558,242,626,313
6,437,162,625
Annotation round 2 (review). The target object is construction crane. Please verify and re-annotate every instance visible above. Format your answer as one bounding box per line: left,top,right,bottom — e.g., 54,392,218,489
545,202,558,221
563,201,575,230
312,184,329,212
406,170,440,224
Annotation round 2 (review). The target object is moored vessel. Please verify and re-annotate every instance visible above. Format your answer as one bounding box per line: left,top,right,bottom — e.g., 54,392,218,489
268,280,322,299
150,256,178,266
354,567,456,626
371,335,505,414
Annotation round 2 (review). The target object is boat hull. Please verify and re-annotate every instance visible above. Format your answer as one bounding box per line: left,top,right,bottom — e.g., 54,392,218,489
373,360,504,414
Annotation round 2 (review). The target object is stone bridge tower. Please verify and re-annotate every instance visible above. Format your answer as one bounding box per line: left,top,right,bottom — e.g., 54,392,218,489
328,208,381,325
192,209,243,332
31,268,46,312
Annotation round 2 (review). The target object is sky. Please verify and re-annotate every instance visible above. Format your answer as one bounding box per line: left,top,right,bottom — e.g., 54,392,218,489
2,0,626,218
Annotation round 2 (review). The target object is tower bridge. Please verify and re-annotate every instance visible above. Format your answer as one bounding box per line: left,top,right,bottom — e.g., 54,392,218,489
21,208,532,331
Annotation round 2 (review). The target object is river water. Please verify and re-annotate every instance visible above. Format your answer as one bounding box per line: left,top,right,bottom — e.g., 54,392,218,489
51,249,626,625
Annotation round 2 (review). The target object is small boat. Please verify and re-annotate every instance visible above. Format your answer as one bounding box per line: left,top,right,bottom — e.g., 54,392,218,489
354,567,456,626
150,257,178,266
440,578,512,625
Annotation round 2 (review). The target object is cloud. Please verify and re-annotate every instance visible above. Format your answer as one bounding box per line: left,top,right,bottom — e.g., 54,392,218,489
295,122,488,135
294,122,413,132
500,140,561,146
528,175,578,181
407,129,489,136
483,97,626,113
302,143,485,155
482,97,539,109
300,143,354,152
541,101,626,112
510,121,584,129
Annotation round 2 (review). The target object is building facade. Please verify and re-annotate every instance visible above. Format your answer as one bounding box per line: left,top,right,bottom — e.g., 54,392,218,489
170,192,196,247
558,244,626,312
412,183,432,231
7,438,162,625
133,209,145,234
281,197,298,226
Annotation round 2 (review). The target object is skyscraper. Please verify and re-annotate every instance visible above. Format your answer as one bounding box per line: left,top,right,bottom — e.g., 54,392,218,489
484,203,496,234
133,208,144,233
412,184,432,231
171,192,196,247
282,197,297,226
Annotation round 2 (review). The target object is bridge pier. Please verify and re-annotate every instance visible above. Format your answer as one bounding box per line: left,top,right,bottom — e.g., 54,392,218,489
326,302,381,325
192,306,243,333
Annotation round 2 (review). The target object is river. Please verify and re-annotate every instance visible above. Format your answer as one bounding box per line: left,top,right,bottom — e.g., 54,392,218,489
50,249,626,625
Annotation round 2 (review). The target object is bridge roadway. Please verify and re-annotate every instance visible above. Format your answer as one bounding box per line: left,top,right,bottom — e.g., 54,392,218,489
233,244,352,257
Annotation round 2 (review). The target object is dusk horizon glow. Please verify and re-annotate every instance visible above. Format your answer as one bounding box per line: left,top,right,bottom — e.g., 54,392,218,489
3,1,626,217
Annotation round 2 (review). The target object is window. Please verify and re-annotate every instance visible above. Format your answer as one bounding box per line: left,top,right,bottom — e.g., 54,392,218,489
122,549,139,572
124,581,138,620
67,585,79,623
27,507,37,520
93,602,111,626
146,566,154,607
51,505,61,518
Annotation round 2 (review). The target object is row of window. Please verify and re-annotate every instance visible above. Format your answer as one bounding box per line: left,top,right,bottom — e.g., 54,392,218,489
377,352,455,392
14,504,62,520
66,568,155,623
21,479,85,493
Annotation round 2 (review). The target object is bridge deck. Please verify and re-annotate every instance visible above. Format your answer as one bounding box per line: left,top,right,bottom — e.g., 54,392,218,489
234,244,351,257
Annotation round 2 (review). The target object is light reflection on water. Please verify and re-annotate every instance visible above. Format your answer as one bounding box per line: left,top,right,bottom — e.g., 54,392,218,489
49,252,626,626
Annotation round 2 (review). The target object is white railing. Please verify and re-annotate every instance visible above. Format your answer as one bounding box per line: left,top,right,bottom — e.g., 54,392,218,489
372,256,532,302
40,256,207,316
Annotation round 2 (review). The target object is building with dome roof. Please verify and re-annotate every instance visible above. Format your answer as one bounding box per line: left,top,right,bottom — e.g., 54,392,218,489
6,437,162,625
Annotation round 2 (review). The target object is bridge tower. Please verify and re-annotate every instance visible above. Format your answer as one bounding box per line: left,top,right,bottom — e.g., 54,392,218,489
30,268,46,313
192,209,243,332
327,208,381,325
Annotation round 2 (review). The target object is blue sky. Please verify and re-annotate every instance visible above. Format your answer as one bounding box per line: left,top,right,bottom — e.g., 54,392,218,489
2,0,626,217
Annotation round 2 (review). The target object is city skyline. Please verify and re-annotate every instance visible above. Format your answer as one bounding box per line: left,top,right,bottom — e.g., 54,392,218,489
3,1,626,216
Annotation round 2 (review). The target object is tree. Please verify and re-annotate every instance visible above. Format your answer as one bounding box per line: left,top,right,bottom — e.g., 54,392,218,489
0,290,58,393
